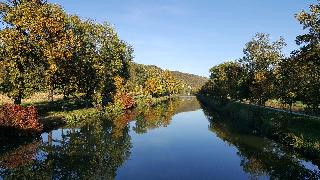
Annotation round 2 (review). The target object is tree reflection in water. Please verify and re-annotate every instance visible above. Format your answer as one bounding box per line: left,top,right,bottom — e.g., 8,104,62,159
0,119,131,179
201,103,320,179
2,97,319,179
0,97,200,179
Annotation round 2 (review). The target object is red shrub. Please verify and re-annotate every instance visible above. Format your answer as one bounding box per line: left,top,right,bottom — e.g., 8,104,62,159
121,93,135,109
0,104,43,133
114,92,136,110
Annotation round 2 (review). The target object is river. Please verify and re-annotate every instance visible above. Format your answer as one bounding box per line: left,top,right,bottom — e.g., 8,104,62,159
0,97,319,179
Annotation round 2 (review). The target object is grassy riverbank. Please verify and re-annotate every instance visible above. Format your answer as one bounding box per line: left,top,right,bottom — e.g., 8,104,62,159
0,93,177,132
0,94,177,154
40,95,176,127
197,95,320,166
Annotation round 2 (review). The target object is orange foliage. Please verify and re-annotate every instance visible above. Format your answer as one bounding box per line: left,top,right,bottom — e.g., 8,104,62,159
0,104,43,133
114,92,135,110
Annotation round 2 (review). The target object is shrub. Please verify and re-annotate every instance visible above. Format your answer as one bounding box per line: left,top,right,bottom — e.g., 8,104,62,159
0,104,43,133
113,92,135,110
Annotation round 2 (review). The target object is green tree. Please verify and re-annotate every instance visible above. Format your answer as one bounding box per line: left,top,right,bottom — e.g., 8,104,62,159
92,23,133,106
0,0,48,104
276,58,299,112
294,2,320,112
240,33,286,105
0,0,77,103
206,62,245,102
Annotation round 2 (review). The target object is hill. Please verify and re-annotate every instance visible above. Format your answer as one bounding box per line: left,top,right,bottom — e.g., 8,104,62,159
170,71,208,92
130,63,208,95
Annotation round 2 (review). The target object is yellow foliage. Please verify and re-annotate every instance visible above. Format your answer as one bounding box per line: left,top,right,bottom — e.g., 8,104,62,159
254,71,267,83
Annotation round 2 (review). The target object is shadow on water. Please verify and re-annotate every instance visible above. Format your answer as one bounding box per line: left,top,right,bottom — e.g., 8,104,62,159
0,120,132,179
1,97,319,179
0,97,200,179
201,101,320,179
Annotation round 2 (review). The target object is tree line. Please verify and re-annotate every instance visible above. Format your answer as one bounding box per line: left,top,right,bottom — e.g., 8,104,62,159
198,2,320,113
127,63,183,98
0,0,183,108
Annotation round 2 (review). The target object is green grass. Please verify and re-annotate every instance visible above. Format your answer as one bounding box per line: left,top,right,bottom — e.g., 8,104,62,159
24,98,94,130
0,93,175,131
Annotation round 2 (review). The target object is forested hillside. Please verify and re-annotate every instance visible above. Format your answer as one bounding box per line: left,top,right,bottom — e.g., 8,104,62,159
170,71,208,94
130,63,208,95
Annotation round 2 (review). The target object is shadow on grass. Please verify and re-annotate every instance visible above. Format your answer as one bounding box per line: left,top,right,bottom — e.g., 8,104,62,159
23,98,94,131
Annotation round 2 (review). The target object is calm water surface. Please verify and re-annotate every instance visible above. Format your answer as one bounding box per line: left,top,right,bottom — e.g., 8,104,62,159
0,98,319,179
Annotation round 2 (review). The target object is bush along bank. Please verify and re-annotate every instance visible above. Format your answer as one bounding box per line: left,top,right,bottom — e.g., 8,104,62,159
0,104,43,146
0,104,43,135
0,94,176,140
59,95,177,126
197,95,320,166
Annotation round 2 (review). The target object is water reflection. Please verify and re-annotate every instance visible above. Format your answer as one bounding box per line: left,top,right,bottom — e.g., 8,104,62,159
0,97,200,179
0,120,131,179
202,103,320,179
0,97,319,179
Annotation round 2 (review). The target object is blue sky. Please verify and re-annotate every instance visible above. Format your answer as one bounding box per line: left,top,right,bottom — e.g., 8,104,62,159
51,0,316,77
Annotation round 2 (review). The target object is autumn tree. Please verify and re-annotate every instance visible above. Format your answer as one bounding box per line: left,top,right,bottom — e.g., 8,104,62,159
206,62,245,102
92,23,133,106
54,16,98,100
162,70,182,96
276,58,299,112
0,0,48,104
0,0,78,103
145,76,165,97
293,2,320,112
0,0,133,107
143,67,182,97
240,33,286,105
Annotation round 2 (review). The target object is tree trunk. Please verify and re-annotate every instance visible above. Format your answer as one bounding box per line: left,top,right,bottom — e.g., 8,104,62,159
13,89,22,105
13,96,21,105
289,103,293,115
48,87,54,102
63,88,69,100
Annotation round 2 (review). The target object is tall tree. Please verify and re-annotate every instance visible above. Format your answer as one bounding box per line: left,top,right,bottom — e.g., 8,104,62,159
240,33,286,105
294,2,320,112
276,58,299,112
92,23,133,106
208,62,245,102
0,0,48,104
